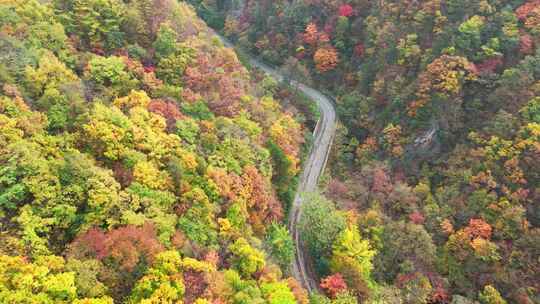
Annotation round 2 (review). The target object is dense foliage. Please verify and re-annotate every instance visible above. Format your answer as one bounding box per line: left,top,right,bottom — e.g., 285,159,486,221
0,0,309,302
194,0,540,303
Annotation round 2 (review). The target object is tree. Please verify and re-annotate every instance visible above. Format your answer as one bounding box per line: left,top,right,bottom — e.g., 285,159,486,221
333,291,359,304
456,15,485,53
156,44,194,86
82,103,134,161
303,22,320,46
442,224,501,294
330,224,376,298
175,117,200,144
519,34,534,55
228,237,265,277
321,273,348,298
65,258,109,298
147,99,184,130
478,285,507,304
178,187,218,246
375,221,436,282
132,160,172,191
397,272,433,304
334,16,351,52
464,218,492,240
408,55,476,117
299,193,346,266
269,114,303,175
266,223,294,268
56,0,126,50
520,97,540,123
129,250,185,303
69,224,164,272
122,0,172,47
339,4,354,17
0,254,113,303
261,281,297,304
380,124,404,158
397,34,421,66
516,1,540,34
24,51,79,99
153,23,178,60
314,47,339,73
113,90,150,113
68,224,164,300
287,278,309,304
86,56,138,96
242,165,283,230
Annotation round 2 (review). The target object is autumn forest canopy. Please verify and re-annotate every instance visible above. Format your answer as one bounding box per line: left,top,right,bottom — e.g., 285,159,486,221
0,0,539,303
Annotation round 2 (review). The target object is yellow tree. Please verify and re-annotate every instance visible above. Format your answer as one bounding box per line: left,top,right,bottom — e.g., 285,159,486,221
330,224,376,293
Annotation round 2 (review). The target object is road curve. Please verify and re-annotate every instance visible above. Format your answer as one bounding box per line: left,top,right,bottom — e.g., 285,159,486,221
218,35,337,293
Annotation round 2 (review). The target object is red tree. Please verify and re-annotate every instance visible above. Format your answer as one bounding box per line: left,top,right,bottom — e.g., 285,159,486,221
183,270,207,304
409,211,425,225
476,57,503,74
320,273,348,298
516,0,540,21
243,166,284,228
104,223,164,271
68,227,108,260
112,161,134,187
147,99,184,130
68,223,164,272
183,53,244,117
371,168,393,194
520,34,534,54
326,178,349,201
339,4,354,17
354,43,365,57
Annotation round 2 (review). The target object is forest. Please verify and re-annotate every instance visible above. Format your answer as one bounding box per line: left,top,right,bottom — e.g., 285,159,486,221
188,0,540,303
0,0,313,302
0,0,539,303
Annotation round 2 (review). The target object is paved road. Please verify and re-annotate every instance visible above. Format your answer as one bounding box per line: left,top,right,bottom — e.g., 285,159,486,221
218,35,337,293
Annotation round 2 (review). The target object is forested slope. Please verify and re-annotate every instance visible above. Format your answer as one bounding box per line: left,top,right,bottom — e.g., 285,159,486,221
0,0,313,303
191,0,540,303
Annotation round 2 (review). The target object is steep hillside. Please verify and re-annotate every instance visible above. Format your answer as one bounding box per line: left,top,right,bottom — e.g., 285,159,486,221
0,0,311,302
193,0,540,303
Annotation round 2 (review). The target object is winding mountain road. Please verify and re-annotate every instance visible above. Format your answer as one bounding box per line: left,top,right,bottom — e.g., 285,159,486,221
218,35,338,293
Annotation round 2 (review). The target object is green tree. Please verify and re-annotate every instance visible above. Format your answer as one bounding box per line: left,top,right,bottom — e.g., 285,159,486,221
374,221,436,282
56,0,126,49
153,23,178,60
24,51,78,99
65,258,109,298
155,44,195,86
261,281,297,304
334,16,351,53
178,187,218,246
266,223,294,268
228,237,266,277
86,56,138,96
299,192,346,272
457,15,485,53
520,97,540,123
478,285,507,304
